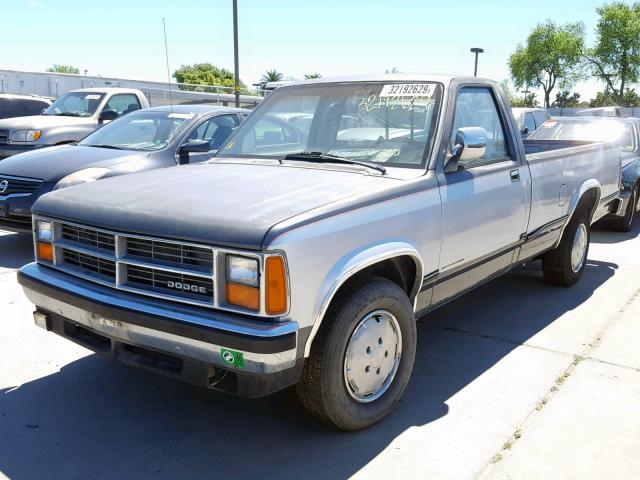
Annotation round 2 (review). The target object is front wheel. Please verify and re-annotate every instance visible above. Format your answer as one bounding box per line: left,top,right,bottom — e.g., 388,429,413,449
296,277,416,431
609,187,637,232
542,209,590,286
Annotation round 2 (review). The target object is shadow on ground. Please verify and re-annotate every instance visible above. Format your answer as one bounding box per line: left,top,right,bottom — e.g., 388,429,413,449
591,216,640,244
0,232,33,270
0,260,617,480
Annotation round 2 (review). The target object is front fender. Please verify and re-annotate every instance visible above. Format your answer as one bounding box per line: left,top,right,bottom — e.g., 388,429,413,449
303,241,423,357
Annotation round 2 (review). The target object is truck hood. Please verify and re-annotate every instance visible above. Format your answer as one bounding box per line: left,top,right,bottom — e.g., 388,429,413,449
0,144,148,182
0,114,92,130
33,161,399,249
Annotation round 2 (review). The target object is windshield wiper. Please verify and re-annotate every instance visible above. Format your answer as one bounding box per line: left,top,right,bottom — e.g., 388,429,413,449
85,144,125,150
283,151,386,174
54,112,83,117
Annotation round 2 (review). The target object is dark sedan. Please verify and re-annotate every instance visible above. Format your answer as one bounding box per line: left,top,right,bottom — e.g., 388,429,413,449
0,104,249,233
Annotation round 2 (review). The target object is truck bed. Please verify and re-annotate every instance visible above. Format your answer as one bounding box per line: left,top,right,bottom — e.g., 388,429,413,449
522,139,595,155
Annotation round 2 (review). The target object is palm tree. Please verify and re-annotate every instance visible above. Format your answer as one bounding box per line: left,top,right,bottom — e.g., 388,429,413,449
304,73,322,79
261,69,284,84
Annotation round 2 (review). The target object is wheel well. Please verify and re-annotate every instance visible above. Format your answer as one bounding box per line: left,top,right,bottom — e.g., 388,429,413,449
576,187,599,222
343,256,418,300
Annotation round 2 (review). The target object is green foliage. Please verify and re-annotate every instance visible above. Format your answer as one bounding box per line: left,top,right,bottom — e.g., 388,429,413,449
304,73,322,79
589,88,640,107
509,21,585,107
46,65,80,74
500,79,540,107
172,63,244,92
583,2,640,104
261,69,284,83
553,90,581,107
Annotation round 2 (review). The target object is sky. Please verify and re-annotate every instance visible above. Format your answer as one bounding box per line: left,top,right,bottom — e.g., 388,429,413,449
2,0,612,102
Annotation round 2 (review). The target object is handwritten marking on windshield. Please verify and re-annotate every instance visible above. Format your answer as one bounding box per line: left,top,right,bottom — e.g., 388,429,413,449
358,95,431,112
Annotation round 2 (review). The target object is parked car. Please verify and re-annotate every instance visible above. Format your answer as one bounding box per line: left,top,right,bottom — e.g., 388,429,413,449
19,74,623,430
511,107,550,138
576,106,627,117
0,87,150,159
0,104,248,232
0,93,52,120
529,115,640,231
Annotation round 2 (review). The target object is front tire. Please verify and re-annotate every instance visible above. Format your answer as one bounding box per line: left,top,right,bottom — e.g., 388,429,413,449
609,186,637,232
542,209,590,286
296,277,416,431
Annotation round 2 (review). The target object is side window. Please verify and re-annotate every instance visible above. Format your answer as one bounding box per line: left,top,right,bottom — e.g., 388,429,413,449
523,113,536,134
105,94,141,116
451,87,511,166
532,110,550,128
187,114,240,150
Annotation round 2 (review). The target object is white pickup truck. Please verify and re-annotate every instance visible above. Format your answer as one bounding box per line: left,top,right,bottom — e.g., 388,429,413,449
19,75,623,430
0,87,150,159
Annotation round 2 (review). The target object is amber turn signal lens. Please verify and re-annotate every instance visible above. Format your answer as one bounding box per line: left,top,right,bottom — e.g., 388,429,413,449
37,242,53,262
265,256,287,315
226,283,260,311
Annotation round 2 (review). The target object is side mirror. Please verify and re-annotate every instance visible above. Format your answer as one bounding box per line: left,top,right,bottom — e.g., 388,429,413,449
444,127,487,173
178,139,211,164
99,109,119,123
521,127,529,137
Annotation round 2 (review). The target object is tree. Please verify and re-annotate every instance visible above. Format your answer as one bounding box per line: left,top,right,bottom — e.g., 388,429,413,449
46,65,80,74
509,21,585,108
304,73,322,79
583,2,640,105
261,69,284,84
500,79,540,107
553,90,581,107
173,63,244,92
589,88,640,107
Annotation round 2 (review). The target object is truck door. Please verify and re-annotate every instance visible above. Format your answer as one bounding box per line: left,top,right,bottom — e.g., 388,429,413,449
433,86,529,305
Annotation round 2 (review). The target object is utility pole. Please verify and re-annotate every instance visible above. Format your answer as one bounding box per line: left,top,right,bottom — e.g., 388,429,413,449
470,48,484,77
233,0,240,107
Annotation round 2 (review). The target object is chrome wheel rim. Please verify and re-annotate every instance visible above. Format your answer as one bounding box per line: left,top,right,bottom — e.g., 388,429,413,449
343,310,402,403
571,223,588,273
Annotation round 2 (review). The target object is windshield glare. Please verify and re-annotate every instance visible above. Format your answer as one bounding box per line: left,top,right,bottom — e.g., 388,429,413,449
218,82,442,168
79,110,192,151
530,119,634,151
44,92,105,117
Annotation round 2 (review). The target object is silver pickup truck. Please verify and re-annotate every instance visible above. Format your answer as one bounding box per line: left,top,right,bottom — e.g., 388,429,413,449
0,87,150,159
18,75,622,430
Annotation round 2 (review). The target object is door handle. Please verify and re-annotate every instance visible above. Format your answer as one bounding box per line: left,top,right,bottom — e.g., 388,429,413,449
510,169,520,182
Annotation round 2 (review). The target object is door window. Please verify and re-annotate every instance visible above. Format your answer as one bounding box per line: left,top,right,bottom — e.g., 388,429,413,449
451,87,511,166
523,113,536,134
187,114,240,150
104,94,141,116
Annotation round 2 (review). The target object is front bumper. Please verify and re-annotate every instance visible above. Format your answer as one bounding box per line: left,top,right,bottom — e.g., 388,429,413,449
18,263,302,397
0,143,44,159
0,184,54,233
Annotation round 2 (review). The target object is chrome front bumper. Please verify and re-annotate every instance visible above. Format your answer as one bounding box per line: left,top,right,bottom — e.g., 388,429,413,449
18,263,299,377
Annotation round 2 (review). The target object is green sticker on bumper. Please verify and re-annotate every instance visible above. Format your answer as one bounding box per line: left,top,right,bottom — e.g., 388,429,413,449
221,348,245,368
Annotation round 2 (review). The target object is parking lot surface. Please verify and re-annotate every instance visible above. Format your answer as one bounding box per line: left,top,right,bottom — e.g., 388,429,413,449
0,224,639,480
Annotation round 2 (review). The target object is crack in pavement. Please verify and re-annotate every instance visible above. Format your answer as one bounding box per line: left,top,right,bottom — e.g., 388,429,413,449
475,286,640,479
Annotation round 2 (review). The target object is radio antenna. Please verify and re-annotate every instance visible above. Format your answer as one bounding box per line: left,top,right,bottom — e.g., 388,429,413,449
162,18,177,147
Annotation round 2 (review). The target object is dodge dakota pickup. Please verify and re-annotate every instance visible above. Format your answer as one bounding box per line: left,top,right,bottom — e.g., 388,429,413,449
0,87,150,159
18,75,623,430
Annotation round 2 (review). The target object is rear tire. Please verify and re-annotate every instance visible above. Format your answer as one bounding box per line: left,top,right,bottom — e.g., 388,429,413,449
296,277,416,431
542,209,590,286
609,187,637,232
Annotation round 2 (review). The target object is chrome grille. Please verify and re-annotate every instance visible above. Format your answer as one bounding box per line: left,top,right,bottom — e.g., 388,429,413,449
0,130,8,145
125,237,213,271
62,249,116,280
44,220,216,307
61,223,115,252
0,175,42,195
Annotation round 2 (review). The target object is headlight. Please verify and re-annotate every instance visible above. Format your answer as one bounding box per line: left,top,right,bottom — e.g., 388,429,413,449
226,255,259,287
53,167,111,190
11,130,42,142
35,220,53,242
35,219,54,262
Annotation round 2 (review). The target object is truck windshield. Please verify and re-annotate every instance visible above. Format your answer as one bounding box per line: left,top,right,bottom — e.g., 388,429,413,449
43,92,106,117
78,110,193,151
530,119,634,151
217,82,442,168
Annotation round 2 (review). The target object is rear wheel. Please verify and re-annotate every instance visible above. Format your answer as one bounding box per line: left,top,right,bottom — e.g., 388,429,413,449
296,277,416,431
542,209,590,286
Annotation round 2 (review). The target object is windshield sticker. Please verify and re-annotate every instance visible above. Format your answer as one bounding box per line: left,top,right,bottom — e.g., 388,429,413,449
380,83,435,98
85,94,102,100
168,113,194,119
543,121,557,128
358,94,430,112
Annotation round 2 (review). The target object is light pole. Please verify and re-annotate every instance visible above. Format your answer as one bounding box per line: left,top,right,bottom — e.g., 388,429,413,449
233,0,240,107
470,48,484,77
